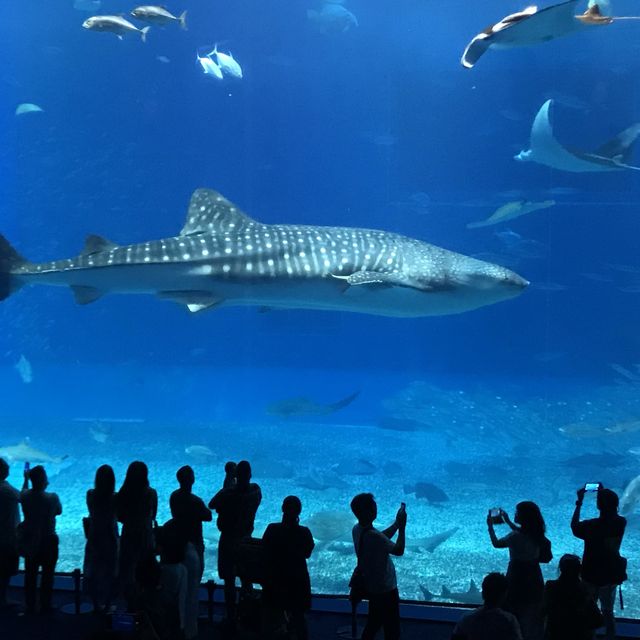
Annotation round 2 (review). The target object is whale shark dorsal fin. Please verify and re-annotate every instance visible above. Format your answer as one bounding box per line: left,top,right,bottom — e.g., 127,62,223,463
180,188,257,236
595,123,640,164
81,234,119,256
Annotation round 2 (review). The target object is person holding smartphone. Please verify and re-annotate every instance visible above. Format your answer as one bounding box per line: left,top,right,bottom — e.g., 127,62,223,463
350,493,407,640
571,483,626,640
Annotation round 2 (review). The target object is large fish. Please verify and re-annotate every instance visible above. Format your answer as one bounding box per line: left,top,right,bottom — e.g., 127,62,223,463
461,1,611,69
515,100,640,172
0,189,527,316
0,439,68,464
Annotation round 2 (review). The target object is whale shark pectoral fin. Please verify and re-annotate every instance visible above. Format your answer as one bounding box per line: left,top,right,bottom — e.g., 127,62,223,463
157,290,223,312
180,188,257,236
332,271,396,287
71,285,104,305
81,234,119,256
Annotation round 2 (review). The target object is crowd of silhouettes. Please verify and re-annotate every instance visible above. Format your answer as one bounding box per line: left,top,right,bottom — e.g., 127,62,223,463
0,458,630,640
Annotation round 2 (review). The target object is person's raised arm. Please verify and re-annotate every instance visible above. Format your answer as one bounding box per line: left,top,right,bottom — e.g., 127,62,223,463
389,504,406,556
571,487,586,536
487,511,510,548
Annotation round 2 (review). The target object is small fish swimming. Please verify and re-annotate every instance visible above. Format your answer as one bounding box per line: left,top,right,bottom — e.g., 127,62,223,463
209,45,243,78
15,354,33,383
196,52,223,79
266,391,360,418
131,6,187,30
467,200,555,229
0,439,68,464
82,15,150,42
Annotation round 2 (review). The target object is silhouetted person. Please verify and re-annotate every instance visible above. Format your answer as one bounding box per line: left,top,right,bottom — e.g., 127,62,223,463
135,554,182,640
488,502,550,640
0,458,20,608
169,465,212,639
350,493,406,640
263,496,315,640
83,464,119,613
452,572,522,640
571,486,626,640
20,464,62,613
116,461,158,610
223,461,237,489
209,459,262,626
543,554,603,640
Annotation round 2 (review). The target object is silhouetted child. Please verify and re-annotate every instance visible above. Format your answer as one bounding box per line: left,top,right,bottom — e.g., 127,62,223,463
262,496,315,640
116,461,158,610
20,464,62,613
209,460,262,627
350,493,406,640
0,458,20,608
169,465,212,639
83,464,119,613
571,485,626,640
223,461,237,488
452,572,522,640
543,554,603,640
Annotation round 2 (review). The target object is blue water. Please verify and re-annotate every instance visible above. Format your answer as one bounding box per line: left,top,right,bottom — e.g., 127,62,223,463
2,0,640,615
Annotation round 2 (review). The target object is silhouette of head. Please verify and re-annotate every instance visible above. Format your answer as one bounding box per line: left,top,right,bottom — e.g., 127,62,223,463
0,458,8,481
94,464,115,495
29,465,48,491
558,553,582,581
122,461,150,493
350,493,376,525
282,495,302,521
177,465,195,489
597,488,619,515
236,460,252,487
515,501,545,537
481,572,508,608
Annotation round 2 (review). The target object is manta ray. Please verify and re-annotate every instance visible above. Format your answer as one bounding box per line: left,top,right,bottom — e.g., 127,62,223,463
515,100,640,172
461,1,612,69
0,189,527,317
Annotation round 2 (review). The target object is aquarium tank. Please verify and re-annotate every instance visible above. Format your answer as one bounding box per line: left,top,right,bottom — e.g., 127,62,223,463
2,0,640,618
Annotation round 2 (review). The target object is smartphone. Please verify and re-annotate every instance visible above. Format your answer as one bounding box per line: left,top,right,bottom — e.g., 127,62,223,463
489,508,504,524
584,482,601,492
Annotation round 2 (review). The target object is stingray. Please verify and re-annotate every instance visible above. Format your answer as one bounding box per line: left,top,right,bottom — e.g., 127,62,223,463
467,200,555,229
515,99,640,172
461,2,611,69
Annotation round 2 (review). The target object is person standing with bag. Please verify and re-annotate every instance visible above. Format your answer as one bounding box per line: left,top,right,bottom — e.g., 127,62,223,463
350,493,406,640
571,485,626,640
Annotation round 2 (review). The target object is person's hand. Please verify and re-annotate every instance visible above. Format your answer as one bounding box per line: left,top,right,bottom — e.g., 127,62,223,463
486,510,494,527
576,487,586,502
396,504,407,528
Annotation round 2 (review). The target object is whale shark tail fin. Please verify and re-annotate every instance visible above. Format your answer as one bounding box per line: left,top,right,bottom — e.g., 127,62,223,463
0,235,27,301
595,123,640,165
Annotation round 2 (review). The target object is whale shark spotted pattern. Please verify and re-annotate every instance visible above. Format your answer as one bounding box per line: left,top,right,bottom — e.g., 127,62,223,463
0,189,528,317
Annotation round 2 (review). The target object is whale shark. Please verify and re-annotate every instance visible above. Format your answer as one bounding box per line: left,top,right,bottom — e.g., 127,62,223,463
461,1,611,69
0,188,528,317
515,99,640,172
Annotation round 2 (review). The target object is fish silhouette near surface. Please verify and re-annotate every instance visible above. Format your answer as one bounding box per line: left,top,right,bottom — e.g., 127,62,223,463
0,439,68,464
266,391,360,418
515,100,640,172
0,189,527,317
